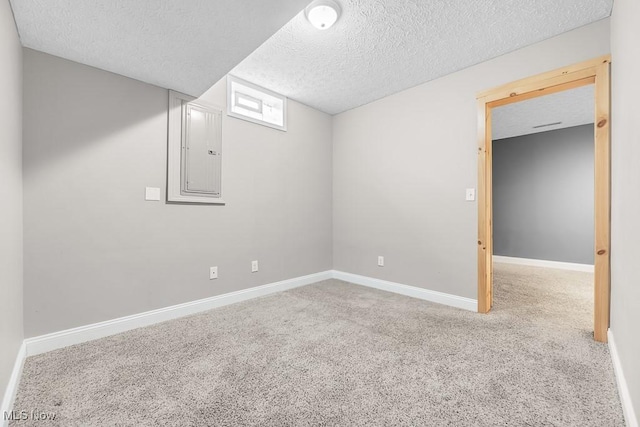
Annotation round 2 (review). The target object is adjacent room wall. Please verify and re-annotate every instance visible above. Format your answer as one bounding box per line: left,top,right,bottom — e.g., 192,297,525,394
23,49,333,337
0,0,24,407
610,0,640,420
493,125,594,265
332,19,609,299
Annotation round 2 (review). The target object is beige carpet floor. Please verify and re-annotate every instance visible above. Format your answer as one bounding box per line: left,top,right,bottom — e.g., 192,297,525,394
11,264,624,426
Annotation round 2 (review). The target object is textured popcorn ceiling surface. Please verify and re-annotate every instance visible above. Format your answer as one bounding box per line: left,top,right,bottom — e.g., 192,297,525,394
10,0,611,111
9,0,310,96
232,0,611,114
493,85,595,140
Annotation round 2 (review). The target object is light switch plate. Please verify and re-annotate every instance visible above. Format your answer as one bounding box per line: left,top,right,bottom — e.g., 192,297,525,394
145,187,161,201
465,188,476,201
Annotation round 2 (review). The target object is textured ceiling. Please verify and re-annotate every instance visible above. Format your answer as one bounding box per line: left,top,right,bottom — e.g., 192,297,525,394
231,0,612,115
492,85,595,140
9,0,311,96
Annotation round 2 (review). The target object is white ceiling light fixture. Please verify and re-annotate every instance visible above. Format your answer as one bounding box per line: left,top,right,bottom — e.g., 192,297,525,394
305,0,341,30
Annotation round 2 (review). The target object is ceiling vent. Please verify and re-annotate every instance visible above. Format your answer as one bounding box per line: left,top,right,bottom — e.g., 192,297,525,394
532,121,563,129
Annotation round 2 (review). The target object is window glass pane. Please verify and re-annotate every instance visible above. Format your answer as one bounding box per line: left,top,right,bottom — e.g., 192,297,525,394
228,76,286,131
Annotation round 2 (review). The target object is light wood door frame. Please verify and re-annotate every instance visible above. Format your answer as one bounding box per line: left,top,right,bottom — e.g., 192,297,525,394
476,56,611,342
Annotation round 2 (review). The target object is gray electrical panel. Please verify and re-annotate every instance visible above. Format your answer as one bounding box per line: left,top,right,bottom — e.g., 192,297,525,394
181,102,222,198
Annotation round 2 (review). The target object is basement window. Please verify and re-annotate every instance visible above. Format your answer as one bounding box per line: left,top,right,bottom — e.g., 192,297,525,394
167,91,224,204
227,75,287,131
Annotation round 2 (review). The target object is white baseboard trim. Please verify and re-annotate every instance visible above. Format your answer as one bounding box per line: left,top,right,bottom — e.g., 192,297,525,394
608,329,638,427
24,270,332,357
1,342,26,427
331,270,477,312
15,269,475,358
493,255,594,273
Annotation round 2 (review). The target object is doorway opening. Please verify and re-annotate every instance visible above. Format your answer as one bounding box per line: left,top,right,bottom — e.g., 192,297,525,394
476,56,611,342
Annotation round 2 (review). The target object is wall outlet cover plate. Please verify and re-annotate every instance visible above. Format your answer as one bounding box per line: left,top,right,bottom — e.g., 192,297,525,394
145,187,161,201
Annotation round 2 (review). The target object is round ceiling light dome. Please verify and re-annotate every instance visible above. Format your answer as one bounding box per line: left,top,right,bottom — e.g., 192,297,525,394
305,0,341,30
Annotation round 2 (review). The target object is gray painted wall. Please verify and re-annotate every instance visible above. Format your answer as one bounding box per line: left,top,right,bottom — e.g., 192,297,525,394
332,20,610,299
492,125,594,264
0,0,23,408
23,49,333,337
8,7,638,421
611,0,640,419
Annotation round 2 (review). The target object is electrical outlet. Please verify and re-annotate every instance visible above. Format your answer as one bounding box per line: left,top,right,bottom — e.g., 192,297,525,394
378,256,384,267
251,260,259,273
209,266,218,280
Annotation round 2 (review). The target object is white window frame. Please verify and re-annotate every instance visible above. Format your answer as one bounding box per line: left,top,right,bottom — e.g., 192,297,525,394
227,75,287,131
167,90,225,204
